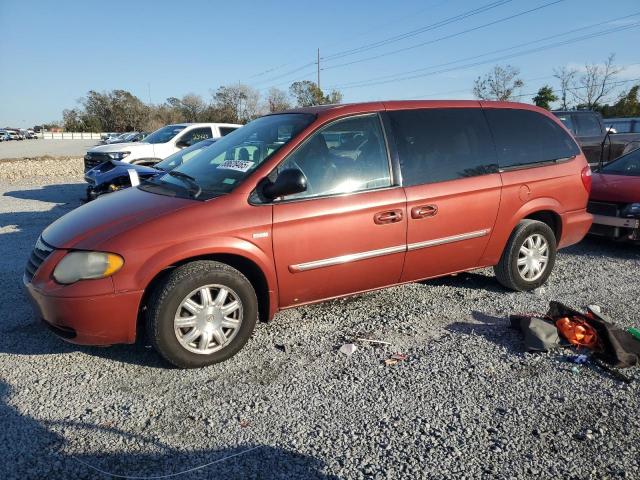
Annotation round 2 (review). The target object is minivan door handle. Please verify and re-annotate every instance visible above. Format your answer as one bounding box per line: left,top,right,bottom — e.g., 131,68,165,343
374,209,404,225
411,204,438,219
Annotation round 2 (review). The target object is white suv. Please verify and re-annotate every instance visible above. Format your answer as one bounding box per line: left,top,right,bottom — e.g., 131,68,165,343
84,123,240,171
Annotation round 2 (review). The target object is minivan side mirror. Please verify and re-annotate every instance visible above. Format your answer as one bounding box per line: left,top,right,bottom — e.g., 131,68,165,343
176,139,190,149
262,169,307,199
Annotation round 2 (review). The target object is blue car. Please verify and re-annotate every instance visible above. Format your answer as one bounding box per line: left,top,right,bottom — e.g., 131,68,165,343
84,139,216,200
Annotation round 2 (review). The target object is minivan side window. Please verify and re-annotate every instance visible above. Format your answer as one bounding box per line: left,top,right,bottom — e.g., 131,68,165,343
574,114,603,137
485,109,580,169
389,108,498,186
278,114,391,199
180,127,213,146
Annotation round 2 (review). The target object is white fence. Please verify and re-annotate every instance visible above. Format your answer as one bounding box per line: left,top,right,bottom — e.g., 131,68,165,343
41,132,103,140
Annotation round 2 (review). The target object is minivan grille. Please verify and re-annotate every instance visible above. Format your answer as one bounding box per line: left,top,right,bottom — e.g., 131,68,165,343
84,152,110,172
587,201,618,217
25,236,54,281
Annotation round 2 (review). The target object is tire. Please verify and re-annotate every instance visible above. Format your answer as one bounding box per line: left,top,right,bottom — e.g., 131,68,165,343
146,260,258,368
493,219,557,292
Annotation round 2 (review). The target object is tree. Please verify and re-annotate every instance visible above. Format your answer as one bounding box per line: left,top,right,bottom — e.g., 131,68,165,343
532,85,558,110
553,66,577,110
266,87,291,113
79,89,149,131
570,54,622,109
289,81,343,107
211,84,261,124
597,85,640,118
472,65,523,101
165,94,207,123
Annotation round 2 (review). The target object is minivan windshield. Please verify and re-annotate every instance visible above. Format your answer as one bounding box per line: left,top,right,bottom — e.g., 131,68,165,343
141,113,315,200
144,125,187,144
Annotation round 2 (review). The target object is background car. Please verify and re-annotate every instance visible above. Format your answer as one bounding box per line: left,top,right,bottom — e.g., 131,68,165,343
84,138,216,200
0,130,10,141
105,132,132,144
587,147,640,242
553,110,640,165
84,122,240,171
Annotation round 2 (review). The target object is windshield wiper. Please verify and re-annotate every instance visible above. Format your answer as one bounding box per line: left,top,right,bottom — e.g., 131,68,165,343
167,170,202,198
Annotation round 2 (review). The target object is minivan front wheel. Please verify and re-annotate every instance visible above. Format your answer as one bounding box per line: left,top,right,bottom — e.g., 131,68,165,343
146,261,258,368
494,220,557,291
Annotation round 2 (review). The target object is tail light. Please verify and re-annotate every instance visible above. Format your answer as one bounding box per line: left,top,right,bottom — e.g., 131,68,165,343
581,165,592,193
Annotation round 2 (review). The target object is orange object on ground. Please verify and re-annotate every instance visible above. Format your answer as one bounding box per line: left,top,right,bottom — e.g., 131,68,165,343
556,316,600,349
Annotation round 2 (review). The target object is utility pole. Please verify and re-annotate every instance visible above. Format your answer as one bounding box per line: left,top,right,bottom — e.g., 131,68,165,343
317,48,321,89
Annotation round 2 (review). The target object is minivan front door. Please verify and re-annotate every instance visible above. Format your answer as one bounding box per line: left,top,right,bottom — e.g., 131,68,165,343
386,108,502,281
271,113,407,307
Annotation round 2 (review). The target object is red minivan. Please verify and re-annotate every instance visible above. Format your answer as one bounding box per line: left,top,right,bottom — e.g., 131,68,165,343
24,101,593,368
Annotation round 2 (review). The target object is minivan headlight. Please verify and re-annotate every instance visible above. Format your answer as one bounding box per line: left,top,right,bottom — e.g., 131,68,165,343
53,251,124,284
107,152,130,160
621,203,640,218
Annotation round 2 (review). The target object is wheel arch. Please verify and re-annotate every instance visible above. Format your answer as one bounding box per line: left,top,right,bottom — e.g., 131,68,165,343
481,197,564,265
133,245,278,342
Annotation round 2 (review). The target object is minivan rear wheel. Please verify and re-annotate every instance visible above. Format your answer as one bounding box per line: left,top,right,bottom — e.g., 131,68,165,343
146,260,258,368
494,219,557,292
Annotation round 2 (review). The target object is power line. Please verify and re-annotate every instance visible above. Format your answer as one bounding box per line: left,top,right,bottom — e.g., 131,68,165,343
322,0,515,61
326,21,640,91
245,0,447,80
331,11,640,89
322,0,566,71
247,0,514,88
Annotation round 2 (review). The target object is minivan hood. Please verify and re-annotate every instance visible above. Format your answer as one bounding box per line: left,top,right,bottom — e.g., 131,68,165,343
42,187,192,249
591,173,640,204
89,142,150,153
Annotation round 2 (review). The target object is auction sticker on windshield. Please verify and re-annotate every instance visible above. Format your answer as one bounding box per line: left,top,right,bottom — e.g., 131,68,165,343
217,160,254,172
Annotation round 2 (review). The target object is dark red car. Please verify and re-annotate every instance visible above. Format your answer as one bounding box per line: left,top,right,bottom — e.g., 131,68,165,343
587,147,640,241
24,101,592,368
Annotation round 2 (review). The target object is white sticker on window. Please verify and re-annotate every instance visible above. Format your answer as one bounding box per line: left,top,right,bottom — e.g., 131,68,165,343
127,169,140,186
217,160,254,172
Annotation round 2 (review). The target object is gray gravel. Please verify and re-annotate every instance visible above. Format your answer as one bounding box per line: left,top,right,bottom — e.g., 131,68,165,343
1,172,639,479
0,139,97,160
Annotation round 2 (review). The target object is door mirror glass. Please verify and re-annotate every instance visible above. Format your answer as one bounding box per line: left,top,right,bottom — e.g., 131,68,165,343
263,169,307,199
176,139,190,149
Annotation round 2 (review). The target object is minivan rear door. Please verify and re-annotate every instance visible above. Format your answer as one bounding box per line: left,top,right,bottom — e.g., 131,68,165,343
385,107,502,281
271,113,407,307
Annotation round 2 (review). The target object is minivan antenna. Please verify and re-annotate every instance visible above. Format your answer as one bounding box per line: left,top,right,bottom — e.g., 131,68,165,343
598,124,613,171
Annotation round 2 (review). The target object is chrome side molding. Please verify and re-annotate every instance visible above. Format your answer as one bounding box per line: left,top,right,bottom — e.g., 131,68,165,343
289,228,491,273
289,245,406,273
407,229,490,251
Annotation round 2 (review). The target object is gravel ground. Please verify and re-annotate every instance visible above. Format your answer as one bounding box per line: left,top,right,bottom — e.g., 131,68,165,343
0,139,97,160
1,168,639,479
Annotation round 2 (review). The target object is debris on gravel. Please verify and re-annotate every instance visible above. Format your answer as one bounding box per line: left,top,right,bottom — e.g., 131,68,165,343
1,174,639,479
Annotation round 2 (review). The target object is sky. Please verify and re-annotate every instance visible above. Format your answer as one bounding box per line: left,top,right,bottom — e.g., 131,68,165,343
1,0,639,127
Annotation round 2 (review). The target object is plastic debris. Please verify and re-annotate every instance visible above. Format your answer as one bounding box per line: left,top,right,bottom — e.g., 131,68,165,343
587,304,602,315
571,366,580,374
356,337,392,346
339,343,358,356
384,353,408,366
569,354,589,364
628,327,640,342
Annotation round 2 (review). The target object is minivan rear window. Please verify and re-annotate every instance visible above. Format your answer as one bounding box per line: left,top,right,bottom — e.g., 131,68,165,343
389,108,498,186
485,109,580,169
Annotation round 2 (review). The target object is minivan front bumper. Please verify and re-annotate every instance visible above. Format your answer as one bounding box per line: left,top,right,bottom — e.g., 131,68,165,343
24,274,142,345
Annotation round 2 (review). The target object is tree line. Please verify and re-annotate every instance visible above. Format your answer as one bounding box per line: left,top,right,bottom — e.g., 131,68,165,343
59,81,343,132
472,54,640,117
56,53,639,132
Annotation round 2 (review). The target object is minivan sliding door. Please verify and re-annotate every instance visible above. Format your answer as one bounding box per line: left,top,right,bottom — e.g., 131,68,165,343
387,108,502,282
